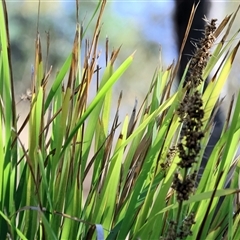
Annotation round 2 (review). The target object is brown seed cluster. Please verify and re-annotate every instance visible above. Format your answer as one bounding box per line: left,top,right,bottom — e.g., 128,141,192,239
163,220,177,240
173,18,217,203
166,17,217,240
185,18,217,88
172,171,197,201
177,92,204,169
164,213,195,240
178,212,196,239
174,90,205,201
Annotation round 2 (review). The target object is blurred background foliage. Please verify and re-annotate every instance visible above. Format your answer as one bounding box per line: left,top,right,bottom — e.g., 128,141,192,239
7,1,240,141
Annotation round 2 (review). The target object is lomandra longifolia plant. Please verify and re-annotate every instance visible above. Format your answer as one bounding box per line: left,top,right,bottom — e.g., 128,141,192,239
0,0,240,239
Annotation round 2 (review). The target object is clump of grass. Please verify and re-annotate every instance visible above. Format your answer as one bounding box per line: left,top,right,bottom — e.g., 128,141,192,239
0,1,240,240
